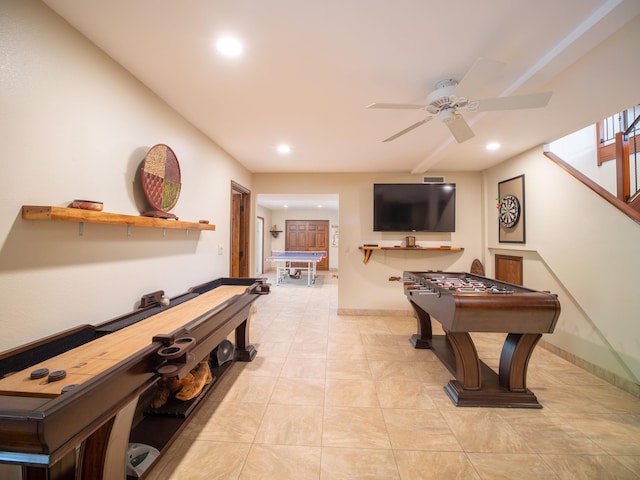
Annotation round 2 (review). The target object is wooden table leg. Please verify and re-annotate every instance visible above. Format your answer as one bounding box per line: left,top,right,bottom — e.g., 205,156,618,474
409,301,433,349
445,331,482,391
78,396,138,480
443,331,543,408
406,301,544,408
499,333,542,392
235,308,257,361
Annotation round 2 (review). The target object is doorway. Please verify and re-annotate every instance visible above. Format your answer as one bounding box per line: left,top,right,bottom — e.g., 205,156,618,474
230,181,250,277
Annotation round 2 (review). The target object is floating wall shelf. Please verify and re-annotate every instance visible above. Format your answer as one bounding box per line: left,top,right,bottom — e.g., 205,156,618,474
22,205,215,234
358,245,464,264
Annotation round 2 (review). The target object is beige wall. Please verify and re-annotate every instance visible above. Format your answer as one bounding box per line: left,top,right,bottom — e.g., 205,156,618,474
0,0,251,352
484,146,640,386
253,172,484,312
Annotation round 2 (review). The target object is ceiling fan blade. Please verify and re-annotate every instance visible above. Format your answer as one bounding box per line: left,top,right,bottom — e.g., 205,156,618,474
367,102,427,110
446,116,475,143
382,117,432,142
453,58,505,99
476,91,552,111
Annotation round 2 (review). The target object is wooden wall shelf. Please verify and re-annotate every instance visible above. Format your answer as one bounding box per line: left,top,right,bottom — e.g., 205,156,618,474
359,245,464,264
22,205,215,232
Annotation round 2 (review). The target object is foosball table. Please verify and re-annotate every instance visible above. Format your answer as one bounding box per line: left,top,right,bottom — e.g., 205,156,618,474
397,271,561,408
0,277,269,479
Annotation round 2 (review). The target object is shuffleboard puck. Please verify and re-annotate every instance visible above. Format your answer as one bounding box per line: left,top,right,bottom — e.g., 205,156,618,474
48,370,67,382
30,368,49,380
61,384,79,394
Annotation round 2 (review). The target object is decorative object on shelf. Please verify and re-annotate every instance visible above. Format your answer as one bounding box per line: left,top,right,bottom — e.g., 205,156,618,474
498,174,525,243
69,200,103,211
141,144,181,219
269,224,282,238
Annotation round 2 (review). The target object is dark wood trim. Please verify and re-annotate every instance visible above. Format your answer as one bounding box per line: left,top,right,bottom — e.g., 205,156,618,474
544,151,640,223
596,121,617,166
230,181,251,277
597,142,616,166
616,132,630,202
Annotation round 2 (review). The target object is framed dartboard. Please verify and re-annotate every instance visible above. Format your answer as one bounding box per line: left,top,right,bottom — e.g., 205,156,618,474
498,174,525,243
141,144,181,219
499,194,520,228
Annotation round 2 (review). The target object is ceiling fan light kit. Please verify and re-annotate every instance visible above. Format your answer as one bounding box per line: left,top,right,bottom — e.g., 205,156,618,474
438,108,457,124
368,58,552,144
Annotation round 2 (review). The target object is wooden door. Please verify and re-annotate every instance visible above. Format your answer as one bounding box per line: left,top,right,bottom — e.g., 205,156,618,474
230,182,250,277
495,254,523,285
285,220,329,270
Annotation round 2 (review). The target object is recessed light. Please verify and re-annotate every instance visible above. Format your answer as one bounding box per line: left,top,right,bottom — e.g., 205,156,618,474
486,142,501,151
216,36,243,57
277,144,291,154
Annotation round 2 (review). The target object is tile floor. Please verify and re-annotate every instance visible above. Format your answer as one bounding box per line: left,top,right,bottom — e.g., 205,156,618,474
146,271,640,479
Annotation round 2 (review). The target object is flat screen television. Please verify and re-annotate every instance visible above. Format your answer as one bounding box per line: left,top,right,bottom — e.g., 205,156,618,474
373,183,456,232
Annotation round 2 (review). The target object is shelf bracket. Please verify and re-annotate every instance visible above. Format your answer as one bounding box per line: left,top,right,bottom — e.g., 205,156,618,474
127,225,132,237
79,222,84,236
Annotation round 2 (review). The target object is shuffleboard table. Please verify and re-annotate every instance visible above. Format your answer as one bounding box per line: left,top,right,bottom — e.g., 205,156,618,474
399,271,560,408
0,277,269,479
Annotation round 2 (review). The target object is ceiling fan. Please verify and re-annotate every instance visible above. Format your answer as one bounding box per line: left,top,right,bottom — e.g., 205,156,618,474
367,58,552,144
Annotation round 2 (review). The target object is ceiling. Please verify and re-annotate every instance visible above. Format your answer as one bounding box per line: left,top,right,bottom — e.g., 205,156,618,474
42,0,639,210
257,194,339,211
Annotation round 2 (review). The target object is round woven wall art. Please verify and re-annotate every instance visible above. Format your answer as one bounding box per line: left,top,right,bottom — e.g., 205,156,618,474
141,144,181,219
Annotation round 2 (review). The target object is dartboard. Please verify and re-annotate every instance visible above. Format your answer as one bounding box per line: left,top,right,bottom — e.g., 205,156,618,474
499,194,520,228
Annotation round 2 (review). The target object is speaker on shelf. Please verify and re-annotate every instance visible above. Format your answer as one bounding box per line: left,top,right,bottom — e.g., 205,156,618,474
210,339,235,368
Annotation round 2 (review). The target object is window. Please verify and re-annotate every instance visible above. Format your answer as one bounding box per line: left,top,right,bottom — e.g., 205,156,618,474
597,105,640,165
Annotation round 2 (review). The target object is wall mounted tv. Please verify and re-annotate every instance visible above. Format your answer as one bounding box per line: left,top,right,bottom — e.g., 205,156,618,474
373,183,456,232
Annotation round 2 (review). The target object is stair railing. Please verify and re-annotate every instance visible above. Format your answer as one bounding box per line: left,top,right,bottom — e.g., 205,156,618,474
620,113,640,203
